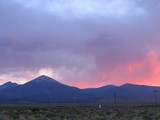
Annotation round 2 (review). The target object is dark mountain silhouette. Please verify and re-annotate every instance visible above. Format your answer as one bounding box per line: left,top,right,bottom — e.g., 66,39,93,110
83,83,160,103
0,76,159,103
0,81,18,91
82,85,117,98
0,75,94,103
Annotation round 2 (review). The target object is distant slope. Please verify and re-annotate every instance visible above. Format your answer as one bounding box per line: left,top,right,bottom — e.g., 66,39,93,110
0,75,94,103
83,83,160,103
82,85,117,97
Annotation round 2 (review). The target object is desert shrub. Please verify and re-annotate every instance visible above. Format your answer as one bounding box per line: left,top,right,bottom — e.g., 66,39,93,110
97,111,105,116
35,118,45,120
10,114,20,119
142,115,152,120
45,112,56,118
155,115,160,120
74,110,82,114
31,107,40,112
41,108,48,111
60,114,65,119
116,111,125,118
129,114,136,118
65,114,72,119
139,111,149,115
35,114,41,118
105,111,111,115
96,117,106,120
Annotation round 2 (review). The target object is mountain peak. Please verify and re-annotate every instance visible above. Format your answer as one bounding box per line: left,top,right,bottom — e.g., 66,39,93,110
30,75,60,84
3,81,12,85
3,81,18,86
38,75,50,79
120,83,143,88
0,81,18,90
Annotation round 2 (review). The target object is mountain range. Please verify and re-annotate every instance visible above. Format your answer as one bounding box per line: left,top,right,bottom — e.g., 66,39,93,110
0,75,159,103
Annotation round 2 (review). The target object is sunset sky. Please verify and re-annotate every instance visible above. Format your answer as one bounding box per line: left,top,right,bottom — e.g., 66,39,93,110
0,0,160,88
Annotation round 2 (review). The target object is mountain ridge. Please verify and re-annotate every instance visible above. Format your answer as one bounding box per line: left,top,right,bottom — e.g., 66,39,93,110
0,75,159,103
0,75,94,103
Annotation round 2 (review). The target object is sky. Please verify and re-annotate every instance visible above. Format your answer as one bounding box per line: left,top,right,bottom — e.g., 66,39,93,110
0,0,160,88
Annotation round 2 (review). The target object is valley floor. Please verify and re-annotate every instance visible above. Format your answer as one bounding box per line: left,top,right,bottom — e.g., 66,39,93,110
0,104,160,120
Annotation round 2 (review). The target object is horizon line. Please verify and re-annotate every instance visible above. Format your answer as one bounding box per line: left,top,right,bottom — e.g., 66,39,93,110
1,75,160,89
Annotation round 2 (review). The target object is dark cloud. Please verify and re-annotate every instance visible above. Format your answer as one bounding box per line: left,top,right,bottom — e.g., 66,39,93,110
0,0,160,88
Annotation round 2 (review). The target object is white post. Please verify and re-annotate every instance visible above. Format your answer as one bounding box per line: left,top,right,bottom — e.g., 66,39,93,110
99,104,102,109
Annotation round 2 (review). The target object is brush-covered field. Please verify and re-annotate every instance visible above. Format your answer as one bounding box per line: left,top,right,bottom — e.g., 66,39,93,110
0,104,159,120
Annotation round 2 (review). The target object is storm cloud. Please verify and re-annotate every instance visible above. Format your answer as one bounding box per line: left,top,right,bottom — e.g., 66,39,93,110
0,0,160,88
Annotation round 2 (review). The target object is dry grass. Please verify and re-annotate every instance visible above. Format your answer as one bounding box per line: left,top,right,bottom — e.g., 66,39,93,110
0,104,159,120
